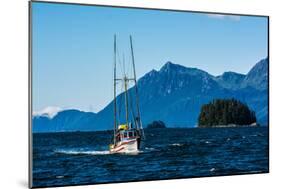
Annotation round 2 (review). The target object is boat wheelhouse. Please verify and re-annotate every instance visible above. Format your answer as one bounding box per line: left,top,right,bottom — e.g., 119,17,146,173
110,125,141,153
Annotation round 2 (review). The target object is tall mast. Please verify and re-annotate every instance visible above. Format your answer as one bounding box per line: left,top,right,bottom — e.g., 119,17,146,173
130,35,141,130
113,34,117,145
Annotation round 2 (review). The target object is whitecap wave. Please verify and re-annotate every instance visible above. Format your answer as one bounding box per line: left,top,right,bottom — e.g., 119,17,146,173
170,143,184,146
54,149,110,155
145,147,156,151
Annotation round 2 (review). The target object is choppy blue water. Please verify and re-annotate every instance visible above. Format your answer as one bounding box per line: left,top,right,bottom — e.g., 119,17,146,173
33,127,269,188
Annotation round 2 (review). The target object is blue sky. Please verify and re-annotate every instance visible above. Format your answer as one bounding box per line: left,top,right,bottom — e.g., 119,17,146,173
32,2,268,113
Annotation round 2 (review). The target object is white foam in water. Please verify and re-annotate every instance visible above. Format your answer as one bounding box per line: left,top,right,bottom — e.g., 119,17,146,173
145,147,155,151
170,143,183,146
55,149,144,155
55,149,110,155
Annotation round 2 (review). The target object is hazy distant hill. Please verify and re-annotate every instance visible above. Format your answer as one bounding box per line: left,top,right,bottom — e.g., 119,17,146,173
33,57,268,132
33,110,97,133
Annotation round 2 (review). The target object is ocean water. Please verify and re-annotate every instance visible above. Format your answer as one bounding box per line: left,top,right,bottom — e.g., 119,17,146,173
32,127,269,188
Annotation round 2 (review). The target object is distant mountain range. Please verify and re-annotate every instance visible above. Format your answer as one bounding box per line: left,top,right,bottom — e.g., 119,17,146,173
33,57,268,132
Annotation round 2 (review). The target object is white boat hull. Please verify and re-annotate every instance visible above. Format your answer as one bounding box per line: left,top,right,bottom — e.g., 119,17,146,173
110,138,139,154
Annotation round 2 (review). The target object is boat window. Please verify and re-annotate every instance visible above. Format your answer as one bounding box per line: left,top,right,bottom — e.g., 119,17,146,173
129,132,133,137
124,132,127,138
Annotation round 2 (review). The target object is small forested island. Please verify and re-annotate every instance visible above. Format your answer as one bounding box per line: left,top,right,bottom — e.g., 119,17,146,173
146,120,167,129
198,99,257,128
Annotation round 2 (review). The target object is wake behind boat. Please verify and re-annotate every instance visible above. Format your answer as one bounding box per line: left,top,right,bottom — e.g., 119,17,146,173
109,35,145,154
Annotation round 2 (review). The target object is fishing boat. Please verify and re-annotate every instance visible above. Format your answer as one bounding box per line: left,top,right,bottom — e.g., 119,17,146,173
109,35,145,154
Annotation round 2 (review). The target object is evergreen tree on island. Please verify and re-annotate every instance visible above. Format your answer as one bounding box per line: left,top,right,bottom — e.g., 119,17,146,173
198,98,257,127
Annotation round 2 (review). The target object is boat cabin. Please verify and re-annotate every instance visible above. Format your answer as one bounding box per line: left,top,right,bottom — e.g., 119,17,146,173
120,129,137,139
115,124,138,143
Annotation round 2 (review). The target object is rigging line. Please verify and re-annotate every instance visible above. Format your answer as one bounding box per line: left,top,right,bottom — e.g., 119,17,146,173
117,82,124,125
128,89,137,129
111,40,115,119
122,53,126,78
125,53,131,78
117,47,125,78
130,59,133,79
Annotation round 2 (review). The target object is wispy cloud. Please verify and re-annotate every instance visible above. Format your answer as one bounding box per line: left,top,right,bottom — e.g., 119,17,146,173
207,14,240,21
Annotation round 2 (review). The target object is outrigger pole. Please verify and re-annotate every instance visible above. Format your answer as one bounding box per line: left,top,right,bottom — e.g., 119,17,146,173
130,35,144,138
129,36,139,129
113,34,117,145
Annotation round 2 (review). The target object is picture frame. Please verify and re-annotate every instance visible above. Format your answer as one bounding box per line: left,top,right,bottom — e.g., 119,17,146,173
29,1,269,188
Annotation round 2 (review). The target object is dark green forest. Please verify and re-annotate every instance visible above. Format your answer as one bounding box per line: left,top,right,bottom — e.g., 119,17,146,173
198,99,256,127
146,120,166,129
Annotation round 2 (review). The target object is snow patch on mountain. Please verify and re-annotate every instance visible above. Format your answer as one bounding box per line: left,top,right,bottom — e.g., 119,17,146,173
33,106,62,119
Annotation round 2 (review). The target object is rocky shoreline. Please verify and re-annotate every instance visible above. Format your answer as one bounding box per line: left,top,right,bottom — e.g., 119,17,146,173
198,122,260,128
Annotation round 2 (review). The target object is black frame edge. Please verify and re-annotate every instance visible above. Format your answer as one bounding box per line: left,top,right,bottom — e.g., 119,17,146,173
30,0,269,18
28,1,33,188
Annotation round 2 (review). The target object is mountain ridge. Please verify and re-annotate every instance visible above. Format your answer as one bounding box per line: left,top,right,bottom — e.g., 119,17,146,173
33,57,268,132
